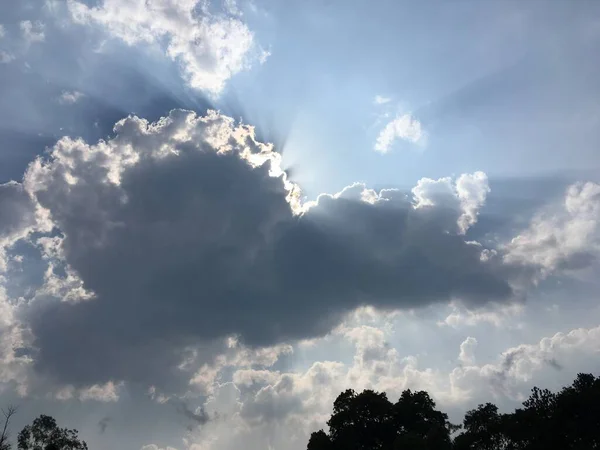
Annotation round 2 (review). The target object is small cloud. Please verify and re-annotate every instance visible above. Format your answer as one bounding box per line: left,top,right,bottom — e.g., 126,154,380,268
58,90,84,105
373,95,391,105
374,113,424,153
0,51,15,64
0,25,15,63
458,337,478,365
258,47,271,64
20,20,45,44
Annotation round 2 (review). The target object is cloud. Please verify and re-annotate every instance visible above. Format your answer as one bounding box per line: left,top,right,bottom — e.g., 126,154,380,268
455,172,491,234
411,171,490,234
0,283,31,395
182,317,600,450
141,445,179,450
458,337,477,365
53,381,122,402
20,20,45,44
0,181,37,271
58,91,84,105
67,0,263,95
0,51,14,64
504,181,600,280
374,113,423,153
0,25,14,63
373,95,391,105
0,109,512,391
439,302,524,329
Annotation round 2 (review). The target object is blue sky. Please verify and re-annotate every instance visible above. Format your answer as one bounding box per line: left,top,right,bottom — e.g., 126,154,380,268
1,1,600,450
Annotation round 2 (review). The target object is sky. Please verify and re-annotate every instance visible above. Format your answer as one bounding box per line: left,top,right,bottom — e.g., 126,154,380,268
0,1,600,449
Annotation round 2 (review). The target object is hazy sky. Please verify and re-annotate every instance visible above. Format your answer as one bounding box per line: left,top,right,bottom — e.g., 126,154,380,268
1,1,600,449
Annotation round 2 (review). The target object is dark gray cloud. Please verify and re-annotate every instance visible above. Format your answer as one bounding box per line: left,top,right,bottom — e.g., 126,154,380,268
12,110,513,390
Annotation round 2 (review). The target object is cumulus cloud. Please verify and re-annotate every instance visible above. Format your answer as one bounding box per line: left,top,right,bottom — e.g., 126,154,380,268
20,20,45,44
458,337,477,365
68,0,263,95
0,109,513,391
412,171,490,234
374,113,423,153
182,317,600,450
504,181,600,280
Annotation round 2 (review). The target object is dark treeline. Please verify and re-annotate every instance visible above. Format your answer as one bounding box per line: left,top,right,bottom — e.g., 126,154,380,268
307,372,600,450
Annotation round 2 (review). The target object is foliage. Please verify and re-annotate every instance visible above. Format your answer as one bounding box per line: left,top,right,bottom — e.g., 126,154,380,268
309,388,455,450
17,415,88,450
308,373,600,450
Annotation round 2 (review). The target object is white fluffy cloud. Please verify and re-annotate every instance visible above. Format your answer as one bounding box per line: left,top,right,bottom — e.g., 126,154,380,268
458,337,477,365
412,171,489,234
374,113,423,153
55,381,122,402
178,316,600,450
68,0,263,95
505,181,600,280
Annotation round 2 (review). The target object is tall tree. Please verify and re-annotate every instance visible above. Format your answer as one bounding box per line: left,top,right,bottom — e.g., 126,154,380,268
307,388,454,450
391,390,455,450
453,403,509,450
17,415,87,450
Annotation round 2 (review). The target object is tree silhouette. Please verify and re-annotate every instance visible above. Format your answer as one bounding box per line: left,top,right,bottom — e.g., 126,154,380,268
453,403,509,450
308,388,455,450
455,373,600,450
17,415,87,450
308,373,600,450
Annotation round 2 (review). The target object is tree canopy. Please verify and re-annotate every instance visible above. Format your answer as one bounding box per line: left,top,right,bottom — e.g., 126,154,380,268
308,373,600,450
17,415,87,450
